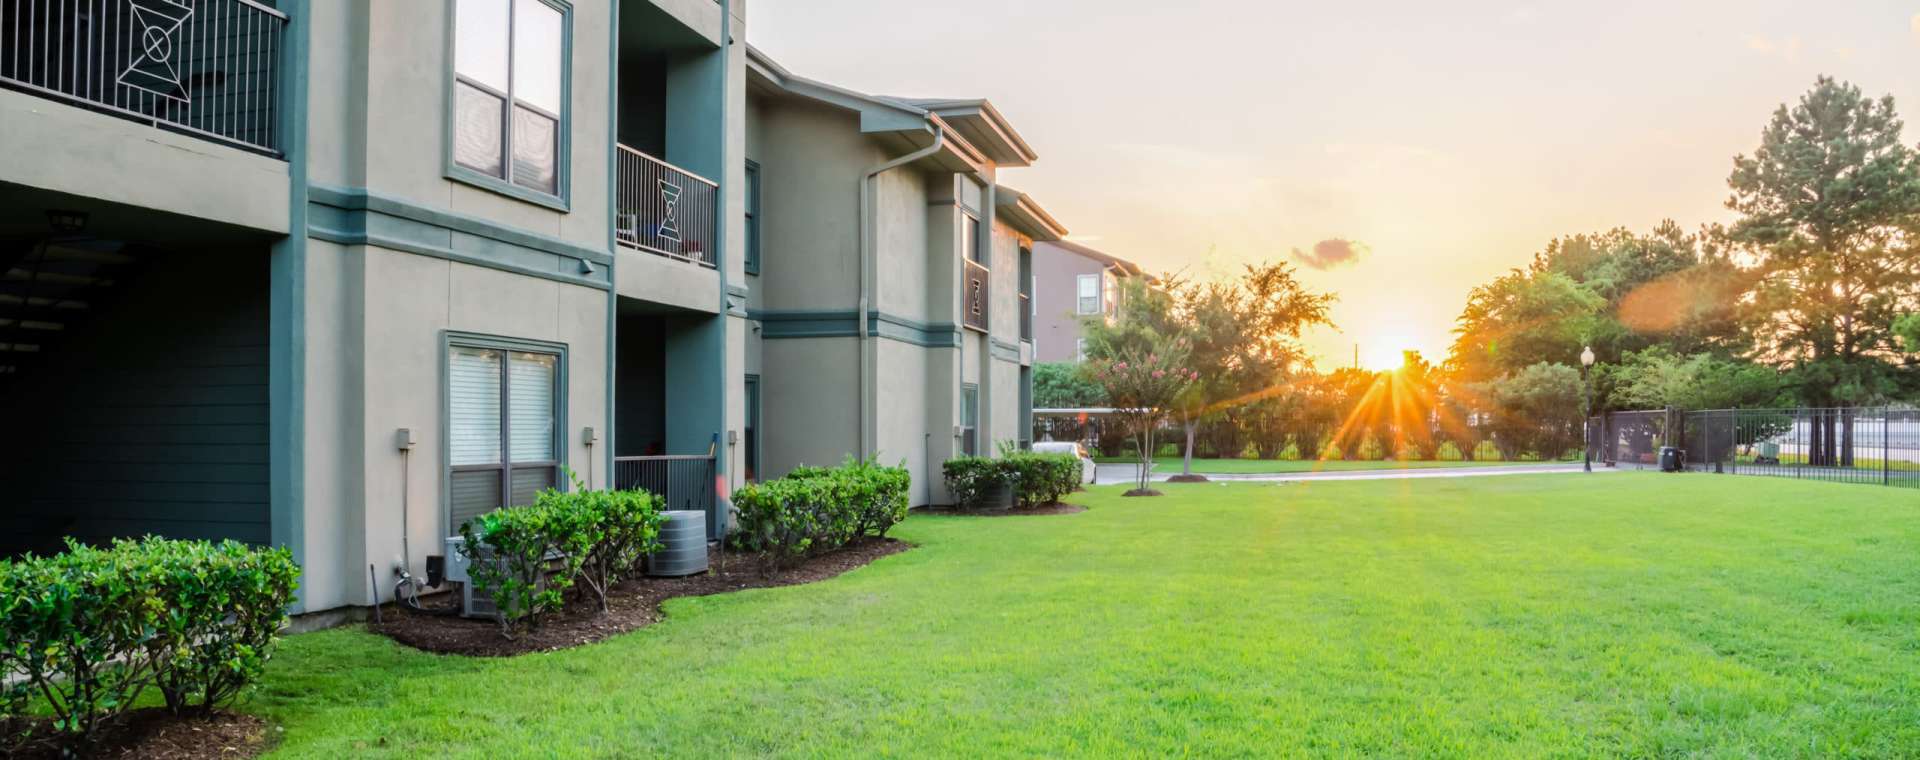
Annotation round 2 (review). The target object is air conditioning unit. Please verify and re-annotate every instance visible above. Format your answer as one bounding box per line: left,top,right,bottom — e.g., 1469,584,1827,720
443,536,500,620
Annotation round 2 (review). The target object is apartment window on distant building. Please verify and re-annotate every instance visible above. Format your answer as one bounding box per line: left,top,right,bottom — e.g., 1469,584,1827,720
448,341,562,534
960,384,979,456
452,0,569,200
1102,271,1118,318
962,212,981,263
1076,338,1088,362
1076,274,1099,315
744,160,762,275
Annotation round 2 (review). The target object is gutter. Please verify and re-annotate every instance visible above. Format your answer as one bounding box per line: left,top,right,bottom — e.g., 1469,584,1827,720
858,119,944,458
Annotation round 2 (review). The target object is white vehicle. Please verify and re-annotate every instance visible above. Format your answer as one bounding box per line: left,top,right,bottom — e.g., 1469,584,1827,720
1032,441,1098,485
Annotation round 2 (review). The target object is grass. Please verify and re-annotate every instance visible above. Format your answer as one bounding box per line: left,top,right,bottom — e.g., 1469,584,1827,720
248,474,1920,757
1092,455,1573,474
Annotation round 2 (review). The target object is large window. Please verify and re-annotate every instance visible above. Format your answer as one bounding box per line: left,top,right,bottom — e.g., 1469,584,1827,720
1076,274,1099,315
744,374,761,483
448,342,562,532
452,0,569,200
962,212,981,263
744,160,762,275
960,384,979,456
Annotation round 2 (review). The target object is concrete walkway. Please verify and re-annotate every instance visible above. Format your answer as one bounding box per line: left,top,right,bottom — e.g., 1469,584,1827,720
1093,463,1612,486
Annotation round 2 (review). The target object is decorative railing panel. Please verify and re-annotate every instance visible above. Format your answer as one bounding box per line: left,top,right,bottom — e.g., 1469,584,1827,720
615,144,717,268
0,0,288,154
963,259,989,333
614,454,718,534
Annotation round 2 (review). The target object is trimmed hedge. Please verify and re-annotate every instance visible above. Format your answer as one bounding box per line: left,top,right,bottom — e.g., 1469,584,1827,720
943,453,1082,509
0,538,300,752
731,458,910,567
457,477,666,637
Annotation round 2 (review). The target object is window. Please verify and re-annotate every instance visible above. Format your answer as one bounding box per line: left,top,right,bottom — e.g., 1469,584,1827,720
1076,274,1099,315
452,0,569,201
744,374,761,482
448,342,562,532
960,384,979,456
1102,272,1118,318
1075,338,1088,362
744,160,762,275
961,212,981,263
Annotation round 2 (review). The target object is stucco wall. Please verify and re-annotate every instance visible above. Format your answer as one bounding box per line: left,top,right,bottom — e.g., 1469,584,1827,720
297,244,609,612
1032,242,1108,364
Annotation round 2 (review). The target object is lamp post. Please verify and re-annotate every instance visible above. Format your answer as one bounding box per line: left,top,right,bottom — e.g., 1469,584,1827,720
1580,346,1596,472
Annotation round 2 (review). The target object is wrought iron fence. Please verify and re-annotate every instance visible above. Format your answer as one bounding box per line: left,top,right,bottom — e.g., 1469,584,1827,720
963,258,990,333
615,144,717,268
0,0,287,154
1590,406,1920,488
613,454,718,533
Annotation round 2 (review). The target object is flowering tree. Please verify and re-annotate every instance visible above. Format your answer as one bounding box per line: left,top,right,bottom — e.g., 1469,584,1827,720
1085,348,1199,495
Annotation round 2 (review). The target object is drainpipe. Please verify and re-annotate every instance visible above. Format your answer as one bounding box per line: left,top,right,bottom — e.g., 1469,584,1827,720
858,120,943,458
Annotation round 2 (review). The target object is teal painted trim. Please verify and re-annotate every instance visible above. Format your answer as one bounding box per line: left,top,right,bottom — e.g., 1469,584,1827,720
603,0,619,491
713,0,733,518
268,0,311,612
989,337,1021,363
753,309,961,348
439,332,571,537
743,158,760,275
442,0,575,214
307,184,612,291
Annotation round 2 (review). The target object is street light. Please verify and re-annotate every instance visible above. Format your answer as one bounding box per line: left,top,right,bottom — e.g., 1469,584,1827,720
1580,346,1596,472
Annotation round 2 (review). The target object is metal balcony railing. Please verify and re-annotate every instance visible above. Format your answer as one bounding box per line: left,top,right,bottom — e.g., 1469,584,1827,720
614,453,718,537
963,259,990,333
615,144,718,268
0,0,288,154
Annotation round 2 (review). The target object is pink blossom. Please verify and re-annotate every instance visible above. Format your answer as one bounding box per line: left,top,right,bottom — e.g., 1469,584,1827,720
1152,370,1165,378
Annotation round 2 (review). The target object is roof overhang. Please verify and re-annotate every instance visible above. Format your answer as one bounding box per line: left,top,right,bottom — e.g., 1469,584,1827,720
899,98,1038,167
747,45,987,173
994,185,1068,242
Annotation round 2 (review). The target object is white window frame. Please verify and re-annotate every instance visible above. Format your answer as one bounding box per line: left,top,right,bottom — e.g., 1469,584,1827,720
1076,274,1099,315
1076,338,1089,362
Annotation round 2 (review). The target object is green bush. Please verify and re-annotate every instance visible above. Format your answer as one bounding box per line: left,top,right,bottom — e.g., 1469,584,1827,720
458,476,667,636
732,458,911,567
0,538,299,752
943,453,1081,509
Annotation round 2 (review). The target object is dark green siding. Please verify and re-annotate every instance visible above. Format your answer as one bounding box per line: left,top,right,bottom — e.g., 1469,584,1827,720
0,250,269,556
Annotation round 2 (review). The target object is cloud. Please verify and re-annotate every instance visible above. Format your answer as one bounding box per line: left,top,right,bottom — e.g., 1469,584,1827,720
1746,34,1803,61
1290,239,1370,271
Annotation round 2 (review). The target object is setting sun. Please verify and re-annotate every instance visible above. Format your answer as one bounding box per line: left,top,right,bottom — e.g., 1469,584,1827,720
1359,339,1418,371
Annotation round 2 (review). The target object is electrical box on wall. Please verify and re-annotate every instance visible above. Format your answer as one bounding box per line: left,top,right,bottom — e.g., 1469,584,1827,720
395,428,416,451
582,426,598,445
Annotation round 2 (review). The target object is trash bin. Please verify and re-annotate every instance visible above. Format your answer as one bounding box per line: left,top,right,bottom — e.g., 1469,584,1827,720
1659,446,1686,472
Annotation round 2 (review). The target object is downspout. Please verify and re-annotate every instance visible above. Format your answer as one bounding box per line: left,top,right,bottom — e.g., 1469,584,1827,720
858,120,943,458
715,0,733,537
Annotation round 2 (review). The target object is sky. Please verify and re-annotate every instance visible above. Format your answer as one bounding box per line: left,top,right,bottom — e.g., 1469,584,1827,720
749,1,1920,370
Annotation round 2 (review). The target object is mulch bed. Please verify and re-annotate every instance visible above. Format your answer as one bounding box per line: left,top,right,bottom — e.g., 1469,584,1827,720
1165,474,1211,483
1122,488,1165,497
918,502,1088,517
369,537,912,657
14,709,274,760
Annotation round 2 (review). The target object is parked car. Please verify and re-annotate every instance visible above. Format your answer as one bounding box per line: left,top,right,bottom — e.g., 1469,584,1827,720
1033,441,1098,485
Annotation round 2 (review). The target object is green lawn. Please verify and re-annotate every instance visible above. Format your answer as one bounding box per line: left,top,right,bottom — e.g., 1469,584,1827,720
1093,455,1574,474
250,474,1920,757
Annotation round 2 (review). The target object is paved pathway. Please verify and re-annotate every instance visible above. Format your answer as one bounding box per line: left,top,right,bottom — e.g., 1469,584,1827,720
1092,463,1613,486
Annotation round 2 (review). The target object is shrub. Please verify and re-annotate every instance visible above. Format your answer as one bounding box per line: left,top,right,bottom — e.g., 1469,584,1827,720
0,538,299,752
457,477,668,636
733,458,911,567
944,453,1081,509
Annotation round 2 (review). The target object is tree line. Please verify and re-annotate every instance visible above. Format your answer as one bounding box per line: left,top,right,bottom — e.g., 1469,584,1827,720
1039,77,1920,468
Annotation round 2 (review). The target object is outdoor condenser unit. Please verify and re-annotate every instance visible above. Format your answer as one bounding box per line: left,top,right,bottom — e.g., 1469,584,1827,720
443,536,499,620
649,511,709,577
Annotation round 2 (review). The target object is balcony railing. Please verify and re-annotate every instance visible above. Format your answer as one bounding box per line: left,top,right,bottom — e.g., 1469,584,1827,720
963,259,990,333
614,453,718,537
616,144,717,268
0,0,288,154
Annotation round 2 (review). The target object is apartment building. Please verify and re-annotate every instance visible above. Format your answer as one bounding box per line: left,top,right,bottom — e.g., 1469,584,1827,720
1030,240,1149,363
0,0,1061,614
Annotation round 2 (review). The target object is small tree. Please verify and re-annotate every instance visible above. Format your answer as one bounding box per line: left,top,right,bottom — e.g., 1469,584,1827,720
1085,348,1199,495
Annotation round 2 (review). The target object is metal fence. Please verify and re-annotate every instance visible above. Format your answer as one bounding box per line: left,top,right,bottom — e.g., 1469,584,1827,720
1591,406,1920,488
615,144,717,267
0,0,287,153
613,454,719,535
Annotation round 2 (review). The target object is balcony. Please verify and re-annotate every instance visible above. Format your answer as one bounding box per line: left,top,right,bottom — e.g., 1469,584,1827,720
616,144,717,268
963,259,989,333
0,0,288,155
